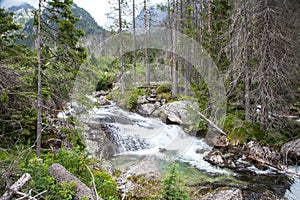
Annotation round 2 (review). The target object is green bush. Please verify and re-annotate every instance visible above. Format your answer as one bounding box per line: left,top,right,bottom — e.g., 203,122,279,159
96,71,115,91
94,171,119,200
9,148,119,200
126,88,146,110
156,84,172,94
57,181,77,200
161,164,190,200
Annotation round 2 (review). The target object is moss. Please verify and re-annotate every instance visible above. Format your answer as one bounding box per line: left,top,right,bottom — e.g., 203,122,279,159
156,84,172,94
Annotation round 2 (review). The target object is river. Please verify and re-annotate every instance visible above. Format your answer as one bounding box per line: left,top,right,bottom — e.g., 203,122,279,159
60,101,300,199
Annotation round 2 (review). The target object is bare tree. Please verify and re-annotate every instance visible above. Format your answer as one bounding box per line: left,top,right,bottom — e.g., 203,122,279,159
171,0,178,98
118,0,125,93
242,0,250,122
36,0,42,157
144,0,150,86
132,0,137,83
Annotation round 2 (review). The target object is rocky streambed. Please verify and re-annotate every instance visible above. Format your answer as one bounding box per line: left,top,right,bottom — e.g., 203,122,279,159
58,92,300,199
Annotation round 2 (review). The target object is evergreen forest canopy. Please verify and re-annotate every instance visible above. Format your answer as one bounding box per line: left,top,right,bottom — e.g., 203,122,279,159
0,0,299,199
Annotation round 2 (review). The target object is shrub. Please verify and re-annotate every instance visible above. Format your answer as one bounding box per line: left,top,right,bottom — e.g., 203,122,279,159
161,164,190,200
156,84,172,94
94,171,119,200
96,71,115,91
11,148,119,200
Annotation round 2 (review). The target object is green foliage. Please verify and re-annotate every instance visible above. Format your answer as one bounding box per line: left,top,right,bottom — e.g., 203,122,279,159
202,0,231,72
156,84,172,94
96,71,115,91
0,8,26,62
93,171,119,199
161,164,190,200
0,90,9,104
131,88,147,109
192,81,209,111
110,86,148,110
10,148,119,200
57,181,77,200
222,114,266,146
34,0,87,108
159,92,172,102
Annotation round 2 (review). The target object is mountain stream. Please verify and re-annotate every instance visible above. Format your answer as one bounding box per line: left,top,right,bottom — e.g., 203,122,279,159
61,101,299,199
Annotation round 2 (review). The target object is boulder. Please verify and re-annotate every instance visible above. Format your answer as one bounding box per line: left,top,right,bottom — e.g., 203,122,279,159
212,135,229,147
155,100,198,125
137,95,149,104
281,139,300,165
204,149,248,170
98,96,111,106
49,163,102,200
95,90,110,97
199,187,243,200
136,103,157,116
204,150,226,167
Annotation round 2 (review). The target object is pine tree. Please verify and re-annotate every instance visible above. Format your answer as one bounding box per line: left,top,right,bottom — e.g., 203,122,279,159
161,164,190,200
0,8,25,63
37,0,87,109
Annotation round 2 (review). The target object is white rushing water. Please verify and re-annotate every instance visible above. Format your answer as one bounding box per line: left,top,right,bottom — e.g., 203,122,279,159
60,100,299,199
84,102,229,174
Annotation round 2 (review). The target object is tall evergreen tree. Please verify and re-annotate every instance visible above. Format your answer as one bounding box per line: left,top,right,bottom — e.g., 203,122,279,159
37,0,87,109
0,8,25,63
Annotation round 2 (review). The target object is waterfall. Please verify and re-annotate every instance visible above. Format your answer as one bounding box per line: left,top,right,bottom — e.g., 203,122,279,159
81,102,228,174
59,100,299,199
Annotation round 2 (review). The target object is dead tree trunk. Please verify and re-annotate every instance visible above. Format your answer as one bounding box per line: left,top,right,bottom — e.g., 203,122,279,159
49,163,102,200
1,173,31,200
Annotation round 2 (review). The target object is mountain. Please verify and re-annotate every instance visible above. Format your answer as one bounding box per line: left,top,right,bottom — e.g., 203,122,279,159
135,5,167,28
71,4,104,35
7,3,34,27
3,2,105,47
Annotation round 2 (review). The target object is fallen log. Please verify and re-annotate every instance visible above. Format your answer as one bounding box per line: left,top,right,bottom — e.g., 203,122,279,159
196,111,227,135
1,173,31,200
246,153,300,179
48,163,102,200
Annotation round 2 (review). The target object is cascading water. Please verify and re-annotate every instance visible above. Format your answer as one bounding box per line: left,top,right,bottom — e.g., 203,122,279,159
81,102,228,174
60,100,299,199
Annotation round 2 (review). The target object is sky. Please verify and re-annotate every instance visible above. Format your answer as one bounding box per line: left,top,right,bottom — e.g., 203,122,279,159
0,0,165,28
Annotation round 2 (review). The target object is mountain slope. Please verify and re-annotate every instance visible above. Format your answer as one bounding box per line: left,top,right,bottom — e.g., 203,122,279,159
135,5,167,28
7,3,34,26
3,2,105,47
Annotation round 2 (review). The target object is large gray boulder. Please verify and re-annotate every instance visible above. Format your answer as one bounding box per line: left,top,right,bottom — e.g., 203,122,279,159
281,139,300,165
136,103,157,116
154,100,199,125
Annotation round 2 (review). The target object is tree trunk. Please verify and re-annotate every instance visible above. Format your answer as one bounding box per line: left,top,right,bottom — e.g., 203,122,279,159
118,0,125,94
144,0,150,86
243,0,251,122
36,0,42,157
49,163,102,200
133,0,137,84
172,0,178,98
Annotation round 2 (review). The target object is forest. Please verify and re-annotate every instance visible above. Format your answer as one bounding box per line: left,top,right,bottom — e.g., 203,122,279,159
0,0,299,199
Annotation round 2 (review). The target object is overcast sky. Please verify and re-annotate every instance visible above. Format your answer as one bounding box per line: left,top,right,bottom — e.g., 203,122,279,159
0,0,165,28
